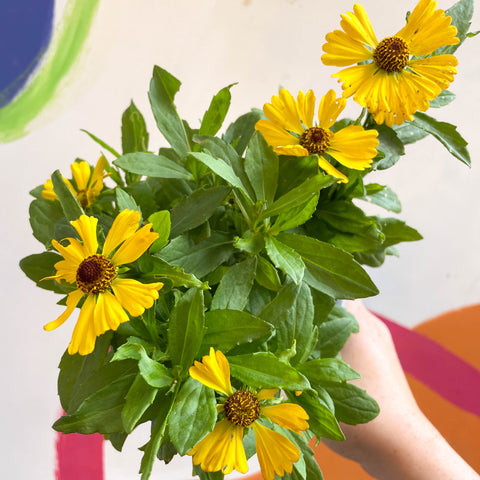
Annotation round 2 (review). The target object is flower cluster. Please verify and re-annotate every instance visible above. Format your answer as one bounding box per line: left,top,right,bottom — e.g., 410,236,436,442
20,1,473,480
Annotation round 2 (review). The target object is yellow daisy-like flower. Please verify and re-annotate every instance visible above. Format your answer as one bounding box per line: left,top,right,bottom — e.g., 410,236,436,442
43,209,164,355
42,156,107,208
255,89,378,182
322,0,459,126
188,348,309,480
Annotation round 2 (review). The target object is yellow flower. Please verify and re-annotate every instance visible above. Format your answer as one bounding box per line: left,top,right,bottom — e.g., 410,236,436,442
188,348,309,480
43,209,164,355
255,89,378,182
42,156,107,208
322,0,459,126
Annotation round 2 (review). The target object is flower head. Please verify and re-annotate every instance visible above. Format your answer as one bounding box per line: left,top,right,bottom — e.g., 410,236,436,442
43,209,164,355
255,89,378,182
188,348,309,480
322,0,459,126
42,156,107,208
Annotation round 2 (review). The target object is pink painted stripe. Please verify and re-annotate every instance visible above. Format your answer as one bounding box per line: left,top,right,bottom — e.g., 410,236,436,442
55,430,104,480
378,313,480,418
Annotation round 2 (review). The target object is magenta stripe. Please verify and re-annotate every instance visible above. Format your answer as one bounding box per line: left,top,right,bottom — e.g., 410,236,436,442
55,430,104,480
378,313,480,418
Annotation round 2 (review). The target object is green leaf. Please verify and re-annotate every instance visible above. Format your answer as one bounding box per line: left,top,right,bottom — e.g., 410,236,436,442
265,235,305,285
228,352,310,390
244,131,278,203
138,255,205,289
122,375,159,433
374,217,423,248
28,197,65,248
170,186,231,238
392,122,428,144
260,175,335,220
51,170,84,221
372,125,405,170
114,152,193,179
362,184,401,213
255,255,282,291
81,129,121,158
19,252,65,293
272,195,319,234
429,89,456,108
189,151,252,200
199,84,236,136
112,343,173,389
148,210,171,253
316,305,359,358
321,383,380,425
203,309,273,351
411,112,470,166
168,377,217,455
291,390,345,441
211,257,257,310
121,100,149,153
279,233,378,299
223,109,263,155
168,288,205,375
116,187,141,213
299,358,360,384
148,65,190,157
158,233,235,279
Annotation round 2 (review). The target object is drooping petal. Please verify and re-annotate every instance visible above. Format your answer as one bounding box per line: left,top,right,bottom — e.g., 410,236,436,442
189,347,233,397
408,55,458,94
261,403,309,433
43,289,84,331
71,215,98,256
253,422,301,480
189,419,248,475
102,209,141,258
396,0,459,56
68,293,97,355
93,290,129,334
328,126,378,169
111,278,163,318
317,90,347,129
274,145,309,157
110,223,159,266
317,156,348,183
71,161,91,192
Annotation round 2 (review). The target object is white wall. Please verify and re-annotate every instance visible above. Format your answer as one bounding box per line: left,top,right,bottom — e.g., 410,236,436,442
1,0,478,478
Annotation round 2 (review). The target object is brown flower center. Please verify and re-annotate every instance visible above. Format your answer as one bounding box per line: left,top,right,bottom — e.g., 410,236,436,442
224,390,261,427
373,36,410,73
76,254,117,294
299,127,334,155
76,190,89,209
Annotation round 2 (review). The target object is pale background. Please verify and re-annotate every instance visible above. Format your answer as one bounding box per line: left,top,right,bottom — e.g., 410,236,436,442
1,0,478,478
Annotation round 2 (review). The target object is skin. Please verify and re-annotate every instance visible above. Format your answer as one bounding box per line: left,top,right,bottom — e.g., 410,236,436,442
323,300,480,480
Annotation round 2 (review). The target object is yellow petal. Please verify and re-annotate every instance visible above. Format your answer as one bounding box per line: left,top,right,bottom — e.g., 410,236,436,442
111,223,159,266
71,215,98,256
68,293,97,355
317,156,348,183
189,347,233,397
71,161,91,192
261,403,309,433
255,119,299,148
111,278,163,318
189,419,247,475
253,422,300,480
94,290,129,334
396,0,459,55
296,90,315,129
274,145,309,157
43,289,84,331
317,90,346,129
102,209,141,258
41,179,57,201
257,389,278,401
88,155,106,195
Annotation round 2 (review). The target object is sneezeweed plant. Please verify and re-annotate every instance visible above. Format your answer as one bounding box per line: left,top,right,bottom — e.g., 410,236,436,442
20,0,475,479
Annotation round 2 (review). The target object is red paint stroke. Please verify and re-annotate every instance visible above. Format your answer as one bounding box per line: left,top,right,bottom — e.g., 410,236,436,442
378,313,480,418
55,428,103,480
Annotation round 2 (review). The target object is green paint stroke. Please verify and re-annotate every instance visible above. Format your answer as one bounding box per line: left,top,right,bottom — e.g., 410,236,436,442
0,0,100,143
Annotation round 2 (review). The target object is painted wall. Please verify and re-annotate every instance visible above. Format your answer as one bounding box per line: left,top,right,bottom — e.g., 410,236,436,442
1,0,478,478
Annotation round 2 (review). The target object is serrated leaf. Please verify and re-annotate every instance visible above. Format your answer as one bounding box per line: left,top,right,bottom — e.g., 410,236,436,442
411,112,470,166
